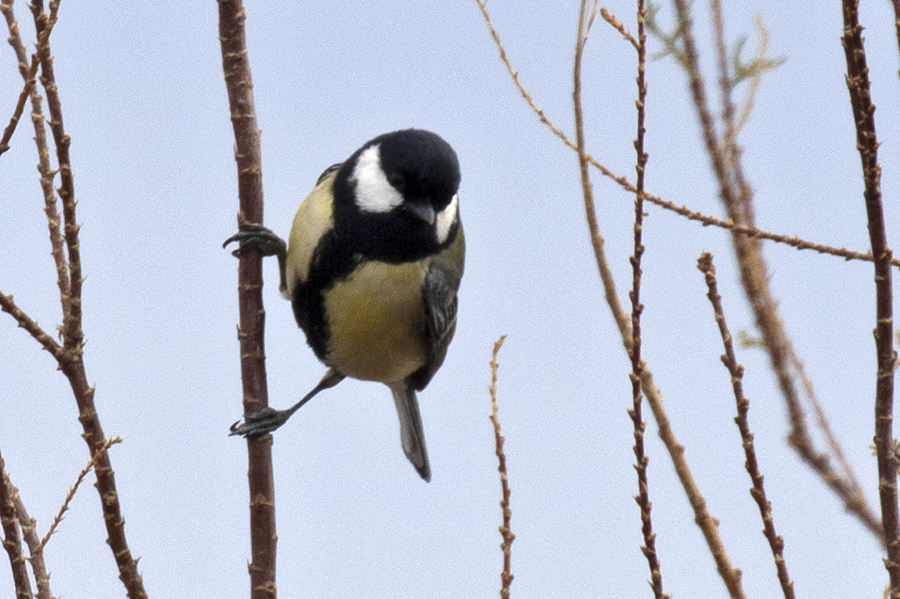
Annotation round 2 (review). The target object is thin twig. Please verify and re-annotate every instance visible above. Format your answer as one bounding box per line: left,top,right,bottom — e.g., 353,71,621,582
0,447,34,599
0,0,53,156
12,493,53,599
0,58,36,156
0,291,65,362
728,16,771,144
789,351,869,522
601,7,639,49
38,2,146,592
711,0,739,172
477,0,884,544
489,335,514,599
571,0,631,341
474,0,900,270
39,437,123,552
217,1,278,597
627,1,667,596
698,252,795,599
61,369,146,599
475,0,574,161
890,0,900,79
30,0,83,359
644,194,898,268
840,0,900,593
3,3,148,596
1,0,71,311
571,4,743,597
671,0,880,544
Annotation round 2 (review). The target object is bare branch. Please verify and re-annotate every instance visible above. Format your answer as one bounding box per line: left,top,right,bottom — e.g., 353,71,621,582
888,0,900,79
217,1,278,597
39,437,123,552
488,335,514,599
29,0,84,358
627,1,667,596
2,3,149,595
60,364,147,599
12,494,53,599
600,7,639,49
669,0,880,542
0,0,54,156
572,0,631,339
0,291,65,362
572,4,744,596
789,352,866,520
0,59,35,156
644,193,897,268
1,1,71,310
0,447,34,599
839,0,900,592
474,0,898,270
698,252,795,599
727,16,782,143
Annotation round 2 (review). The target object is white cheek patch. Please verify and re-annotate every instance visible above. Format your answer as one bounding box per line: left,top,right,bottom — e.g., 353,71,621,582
435,194,458,245
350,145,404,214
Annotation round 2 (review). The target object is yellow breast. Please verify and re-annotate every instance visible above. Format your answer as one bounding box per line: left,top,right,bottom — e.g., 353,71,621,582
323,260,428,383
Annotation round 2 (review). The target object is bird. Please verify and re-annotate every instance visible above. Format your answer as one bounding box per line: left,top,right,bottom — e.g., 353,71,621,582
223,128,464,482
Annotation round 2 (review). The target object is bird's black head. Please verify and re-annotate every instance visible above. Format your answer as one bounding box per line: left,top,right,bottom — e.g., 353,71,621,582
333,129,461,263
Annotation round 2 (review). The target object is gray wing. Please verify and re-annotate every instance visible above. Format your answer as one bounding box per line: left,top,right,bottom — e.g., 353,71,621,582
410,263,459,392
316,163,343,186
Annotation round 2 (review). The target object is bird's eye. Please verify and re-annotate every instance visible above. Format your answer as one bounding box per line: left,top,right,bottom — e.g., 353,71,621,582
388,173,405,190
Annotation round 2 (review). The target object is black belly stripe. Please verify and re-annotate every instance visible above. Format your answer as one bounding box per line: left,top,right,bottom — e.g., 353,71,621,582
291,229,359,362
293,217,460,364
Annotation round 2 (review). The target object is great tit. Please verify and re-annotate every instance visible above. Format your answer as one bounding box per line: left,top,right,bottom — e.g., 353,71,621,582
224,129,464,482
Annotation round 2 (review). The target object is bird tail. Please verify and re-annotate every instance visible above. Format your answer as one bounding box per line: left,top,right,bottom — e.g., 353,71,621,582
389,382,431,482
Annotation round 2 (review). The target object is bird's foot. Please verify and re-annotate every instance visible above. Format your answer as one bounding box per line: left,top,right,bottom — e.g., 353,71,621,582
229,407,292,438
223,223,286,258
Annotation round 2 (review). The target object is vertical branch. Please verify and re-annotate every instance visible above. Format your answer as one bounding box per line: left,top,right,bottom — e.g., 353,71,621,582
489,336,514,599
574,4,743,597
710,0,737,158
628,2,667,597
29,0,82,356
698,253,795,599
217,2,277,598
0,449,33,599
61,367,147,599
2,3,149,596
1,1,71,317
573,0,632,340
840,0,900,593
12,495,52,599
670,0,881,540
891,0,900,78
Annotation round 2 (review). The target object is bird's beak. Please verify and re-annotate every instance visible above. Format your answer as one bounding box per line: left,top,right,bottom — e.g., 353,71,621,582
404,199,436,225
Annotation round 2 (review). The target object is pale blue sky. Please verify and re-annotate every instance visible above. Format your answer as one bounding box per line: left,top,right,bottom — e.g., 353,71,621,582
1,1,898,597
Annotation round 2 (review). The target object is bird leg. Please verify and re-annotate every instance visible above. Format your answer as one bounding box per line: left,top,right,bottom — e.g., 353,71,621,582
223,222,288,294
229,368,346,438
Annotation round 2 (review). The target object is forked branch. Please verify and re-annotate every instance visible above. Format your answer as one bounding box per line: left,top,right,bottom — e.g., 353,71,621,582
0,448,32,599
1,3,147,596
667,0,879,542
473,0,898,270
572,3,745,596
